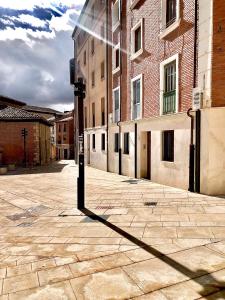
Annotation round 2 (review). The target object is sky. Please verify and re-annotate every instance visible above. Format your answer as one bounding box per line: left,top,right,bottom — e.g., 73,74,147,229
0,0,85,112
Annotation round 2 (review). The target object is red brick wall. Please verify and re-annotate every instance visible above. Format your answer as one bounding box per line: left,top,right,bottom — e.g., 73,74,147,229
112,0,196,120
56,119,74,145
0,122,37,166
212,0,225,107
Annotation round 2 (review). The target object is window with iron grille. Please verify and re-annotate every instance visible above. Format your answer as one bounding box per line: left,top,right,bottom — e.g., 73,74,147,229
135,26,141,53
124,132,129,154
163,60,176,114
101,61,105,79
92,134,95,150
132,76,141,120
101,97,105,126
166,0,177,27
114,133,119,152
162,130,174,162
101,133,105,151
92,103,95,127
113,88,120,123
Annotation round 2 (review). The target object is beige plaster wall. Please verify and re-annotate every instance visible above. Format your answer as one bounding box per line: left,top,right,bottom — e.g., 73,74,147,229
201,107,225,195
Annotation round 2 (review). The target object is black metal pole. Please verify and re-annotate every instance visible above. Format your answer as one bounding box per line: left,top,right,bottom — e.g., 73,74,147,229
134,123,137,178
75,78,86,209
187,109,195,192
195,109,201,193
24,132,26,167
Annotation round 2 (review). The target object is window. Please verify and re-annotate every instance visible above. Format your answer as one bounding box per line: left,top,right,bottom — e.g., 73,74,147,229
58,136,61,144
84,106,87,128
101,133,105,151
160,54,178,115
91,71,95,87
83,50,86,65
166,0,177,27
114,133,119,152
91,5,95,21
112,0,120,31
100,23,105,43
64,124,66,132
113,44,120,73
58,124,61,132
113,87,120,123
92,102,95,127
92,134,95,150
162,130,174,162
101,61,105,79
91,39,95,55
124,132,129,154
131,19,143,59
131,74,142,120
101,97,105,126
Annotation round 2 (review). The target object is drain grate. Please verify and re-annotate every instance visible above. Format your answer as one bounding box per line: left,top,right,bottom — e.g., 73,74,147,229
122,179,140,184
144,202,157,207
96,206,114,209
81,215,110,223
17,222,33,227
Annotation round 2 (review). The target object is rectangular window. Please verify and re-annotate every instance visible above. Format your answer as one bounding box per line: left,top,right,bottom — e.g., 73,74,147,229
113,88,120,123
162,130,174,162
91,39,95,55
100,23,105,43
114,133,119,152
116,48,120,68
101,97,105,126
83,50,86,65
124,132,129,154
58,124,61,132
92,134,95,150
132,75,142,120
131,19,143,58
112,0,120,30
101,133,105,151
91,71,95,87
101,61,105,79
64,124,66,132
92,102,95,127
166,0,177,27
84,106,87,128
163,60,176,114
113,44,120,73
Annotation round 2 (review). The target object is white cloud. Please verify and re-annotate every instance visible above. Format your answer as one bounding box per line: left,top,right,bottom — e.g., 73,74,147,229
15,14,47,28
0,0,85,10
50,103,74,112
49,9,79,32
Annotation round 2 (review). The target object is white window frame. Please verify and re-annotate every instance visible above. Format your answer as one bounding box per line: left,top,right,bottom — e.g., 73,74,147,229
112,43,120,74
131,19,144,60
131,74,143,120
160,0,181,39
113,86,120,123
160,54,179,115
112,0,120,32
130,0,142,10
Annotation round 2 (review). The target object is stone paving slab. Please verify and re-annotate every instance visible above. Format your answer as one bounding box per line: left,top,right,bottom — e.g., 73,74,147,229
0,160,225,299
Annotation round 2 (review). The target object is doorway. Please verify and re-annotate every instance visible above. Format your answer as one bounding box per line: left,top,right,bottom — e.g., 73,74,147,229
140,131,151,179
87,134,90,164
146,131,151,180
64,149,68,159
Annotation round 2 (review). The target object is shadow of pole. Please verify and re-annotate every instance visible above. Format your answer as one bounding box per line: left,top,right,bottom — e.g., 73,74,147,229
80,207,225,298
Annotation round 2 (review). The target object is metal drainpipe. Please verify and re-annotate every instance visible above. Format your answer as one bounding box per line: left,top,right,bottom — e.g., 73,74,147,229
106,0,109,172
118,0,123,176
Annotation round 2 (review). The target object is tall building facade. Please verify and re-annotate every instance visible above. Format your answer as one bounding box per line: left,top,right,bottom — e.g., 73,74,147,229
73,0,225,195
72,0,111,171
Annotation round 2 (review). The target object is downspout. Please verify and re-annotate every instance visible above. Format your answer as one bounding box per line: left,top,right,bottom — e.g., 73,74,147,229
106,0,109,172
134,122,137,178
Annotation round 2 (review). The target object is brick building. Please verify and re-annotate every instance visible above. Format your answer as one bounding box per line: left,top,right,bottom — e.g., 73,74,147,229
73,0,225,195
0,106,51,166
56,111,74,160
72,0,111,171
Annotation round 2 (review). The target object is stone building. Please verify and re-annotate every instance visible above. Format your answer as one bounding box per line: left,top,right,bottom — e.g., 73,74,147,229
72,0,111,171
56,111,74,160
73,0,225,195
0,106,51,166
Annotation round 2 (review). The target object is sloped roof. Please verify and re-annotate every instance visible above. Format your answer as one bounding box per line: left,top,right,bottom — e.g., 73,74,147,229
0,95,26,107
0,106,51,126
23,105,63,115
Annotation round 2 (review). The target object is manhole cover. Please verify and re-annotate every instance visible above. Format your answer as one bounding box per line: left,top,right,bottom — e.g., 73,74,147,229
144,202,157,207
81,215,110,223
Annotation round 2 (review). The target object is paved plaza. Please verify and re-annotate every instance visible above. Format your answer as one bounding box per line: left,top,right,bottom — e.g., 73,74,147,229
0,161,225,299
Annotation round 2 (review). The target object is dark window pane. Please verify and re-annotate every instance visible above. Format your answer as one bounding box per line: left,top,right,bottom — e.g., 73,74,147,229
114,133,119,152
166,0,177,27
135,26,141,52
162,130,174,162
92,134,95,149
124,132,129,154
101,134,105,151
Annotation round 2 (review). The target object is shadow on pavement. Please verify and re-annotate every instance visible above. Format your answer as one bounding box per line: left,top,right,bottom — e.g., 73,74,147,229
81,207,225,298
4,162,68,176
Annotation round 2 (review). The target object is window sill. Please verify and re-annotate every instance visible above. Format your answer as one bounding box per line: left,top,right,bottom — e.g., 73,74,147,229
130,0,142,9
112,21,120,32
130,48,143,61
112,67,120,75
159,19,181,39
